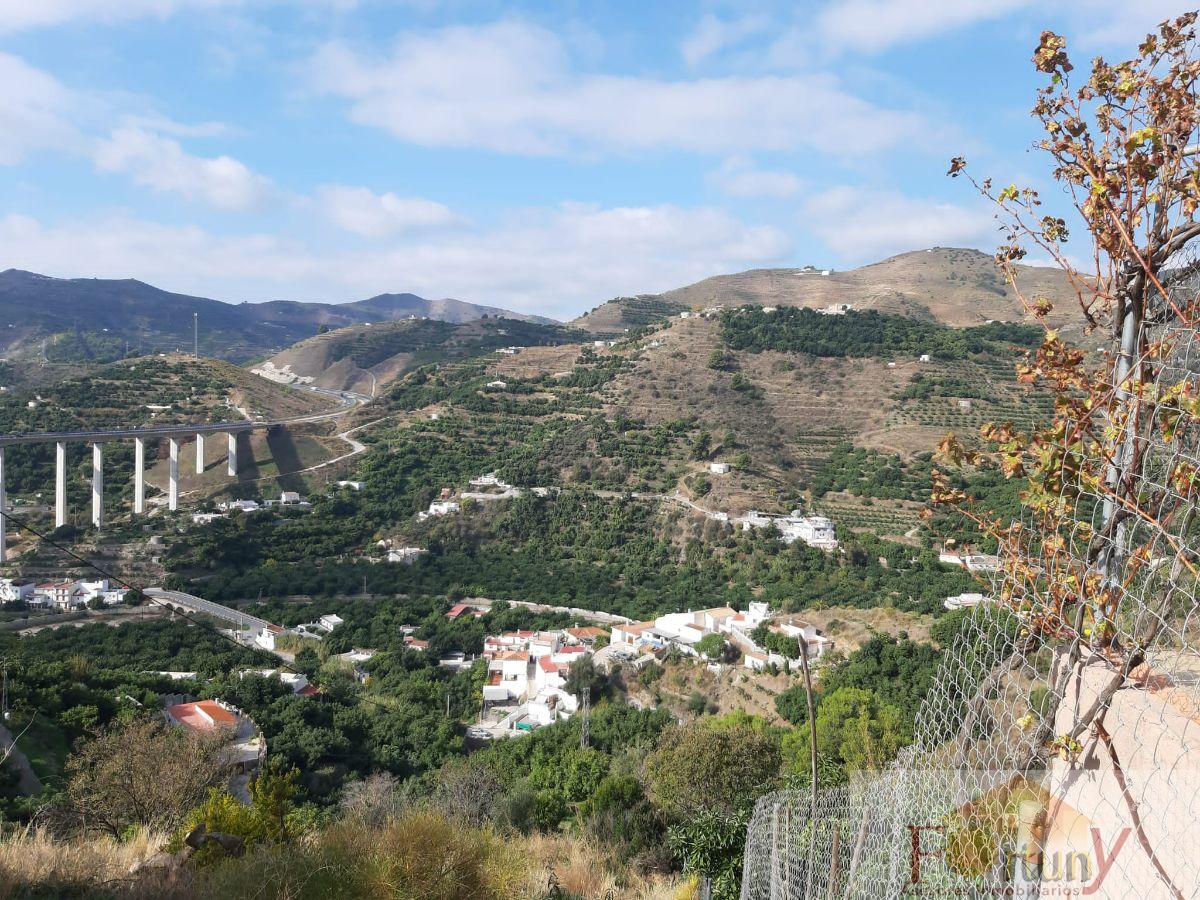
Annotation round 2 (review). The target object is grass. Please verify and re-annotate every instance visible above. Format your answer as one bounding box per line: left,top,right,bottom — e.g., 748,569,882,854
0,825,167,900
0,813,695,900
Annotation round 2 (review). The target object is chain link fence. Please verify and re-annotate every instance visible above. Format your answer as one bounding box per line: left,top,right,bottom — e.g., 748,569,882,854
741,257,1200,898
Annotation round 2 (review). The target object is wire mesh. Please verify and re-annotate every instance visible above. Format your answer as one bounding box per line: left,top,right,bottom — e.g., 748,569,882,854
741,254,1200,898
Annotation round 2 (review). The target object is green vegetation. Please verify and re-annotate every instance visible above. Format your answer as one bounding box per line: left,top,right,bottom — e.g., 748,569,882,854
720,307,1042,359
324,317,582,372
896,373,994,401
809,443,932,501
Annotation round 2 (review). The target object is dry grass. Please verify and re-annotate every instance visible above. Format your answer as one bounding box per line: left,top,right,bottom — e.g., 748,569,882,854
0,824,167,899
0,814,694,900
519,832,689,899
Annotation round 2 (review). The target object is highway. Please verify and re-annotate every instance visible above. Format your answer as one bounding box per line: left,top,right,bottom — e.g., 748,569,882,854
0,386,363,446
145,587,276,633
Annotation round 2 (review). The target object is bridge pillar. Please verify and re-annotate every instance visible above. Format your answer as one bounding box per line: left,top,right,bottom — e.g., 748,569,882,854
55,441,67,529
168,439,179,512
195,433,205,474
0,446,7,563
133,437,145,516
91,443,103,529
227,432,238,477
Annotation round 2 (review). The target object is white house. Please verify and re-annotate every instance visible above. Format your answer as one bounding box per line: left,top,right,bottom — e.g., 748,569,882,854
945,592,988,611
219,499,260,513
527,687,579,726
36,581,80,610
191,512,225,525
774,621,834,659
485,380,508,389
485,651,531,703
421,500,461,519
708,462,731,475
919,354,931,363
939,550,1001,573
317,614,344,632
387,547,428,565
336,481,365,491
742,511,838,550
256,624,284,651
0,579,35,604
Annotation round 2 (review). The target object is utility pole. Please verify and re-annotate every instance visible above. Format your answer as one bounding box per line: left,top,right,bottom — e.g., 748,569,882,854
193,312,199,357
2,660,9,721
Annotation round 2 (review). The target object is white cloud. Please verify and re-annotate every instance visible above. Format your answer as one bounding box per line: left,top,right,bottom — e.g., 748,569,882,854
309,22,928,157
803,186,995,263
0,0,356,32
319,185,462,237
708,157,804,198
680,13,768,66
0,53,77,164
93,126,274,211
0,203,790,318
812,0,1031,55
1069,1,1194,48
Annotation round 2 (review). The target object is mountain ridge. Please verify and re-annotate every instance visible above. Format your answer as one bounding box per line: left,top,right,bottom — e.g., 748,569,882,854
571,248,1079,333
0,269,555,364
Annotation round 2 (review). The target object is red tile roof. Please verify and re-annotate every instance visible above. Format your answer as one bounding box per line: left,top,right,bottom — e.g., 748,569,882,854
166,700,237,733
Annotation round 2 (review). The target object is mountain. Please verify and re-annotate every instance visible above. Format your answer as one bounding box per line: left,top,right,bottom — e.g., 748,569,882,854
260,316,587,395
572,248,1079,333
0,270,554,365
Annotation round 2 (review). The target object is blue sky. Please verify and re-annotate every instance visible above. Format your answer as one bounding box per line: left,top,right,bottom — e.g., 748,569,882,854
0,0,1190,319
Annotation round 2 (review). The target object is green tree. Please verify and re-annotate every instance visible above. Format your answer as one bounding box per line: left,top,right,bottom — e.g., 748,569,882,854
645,721,780,819
696,633,727,660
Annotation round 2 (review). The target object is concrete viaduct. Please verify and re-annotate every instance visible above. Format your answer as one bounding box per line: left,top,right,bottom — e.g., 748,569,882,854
0,385,364,563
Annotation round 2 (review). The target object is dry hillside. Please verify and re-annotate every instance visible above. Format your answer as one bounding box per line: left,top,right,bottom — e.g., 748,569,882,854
264,318,583,396
482,312,1046,539
573,248,1079,333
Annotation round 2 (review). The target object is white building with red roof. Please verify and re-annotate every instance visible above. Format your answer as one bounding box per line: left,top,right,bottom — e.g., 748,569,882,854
163,699,264,774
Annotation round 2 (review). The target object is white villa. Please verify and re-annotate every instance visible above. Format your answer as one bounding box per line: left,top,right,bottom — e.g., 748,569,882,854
742,511,839,550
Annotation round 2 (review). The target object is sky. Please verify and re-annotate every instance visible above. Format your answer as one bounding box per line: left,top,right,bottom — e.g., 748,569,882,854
0,0,1192,320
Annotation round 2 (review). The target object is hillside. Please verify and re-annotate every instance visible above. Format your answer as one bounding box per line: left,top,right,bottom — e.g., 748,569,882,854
570,294,690,334
261,317,589,396
573,248,1080,332
0,270,553,365
0,355,344,506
